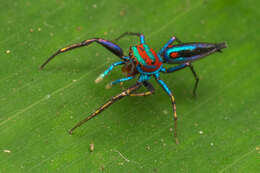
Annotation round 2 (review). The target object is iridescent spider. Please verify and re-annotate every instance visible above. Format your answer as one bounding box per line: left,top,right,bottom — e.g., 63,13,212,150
40,32,227,144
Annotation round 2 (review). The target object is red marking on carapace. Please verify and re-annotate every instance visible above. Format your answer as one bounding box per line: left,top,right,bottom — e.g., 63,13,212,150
135,44,162,72
136,45,153,64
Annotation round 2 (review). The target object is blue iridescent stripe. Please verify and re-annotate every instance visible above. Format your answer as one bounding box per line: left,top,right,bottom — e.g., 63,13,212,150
171,57,185,62
157,79,172,96
111,76,134,85
102,61,124,77
140,35,145,44
165,63,186,72
132,46,147,65
136,65,162,75
165,45,196,58
159,37,176,55
137,74,151,82
143,44,155,62
99,39,121,51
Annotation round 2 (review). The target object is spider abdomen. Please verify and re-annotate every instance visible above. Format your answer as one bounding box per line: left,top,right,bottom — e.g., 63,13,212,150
162,42,227,64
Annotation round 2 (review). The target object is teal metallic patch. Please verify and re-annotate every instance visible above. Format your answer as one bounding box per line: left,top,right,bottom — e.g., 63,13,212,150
172,57,185,62
132,46,147,65
166,45,196,57
143,44,155,62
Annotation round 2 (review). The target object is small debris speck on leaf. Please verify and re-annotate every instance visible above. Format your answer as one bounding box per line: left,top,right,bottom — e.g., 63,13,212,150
3,149,11,153
89,143,94,152
29,28,34,32
76,26,82,32
99,165,104,171
120,9,126,16
163,110,168,114
146,145,151,151
6,50,11,54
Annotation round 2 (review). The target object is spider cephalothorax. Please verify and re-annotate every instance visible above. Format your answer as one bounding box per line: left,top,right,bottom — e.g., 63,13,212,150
40,32,227,144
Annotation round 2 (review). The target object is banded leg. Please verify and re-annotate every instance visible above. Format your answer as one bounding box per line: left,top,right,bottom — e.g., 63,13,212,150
95,61,125,83
130,81,155,96
161,62,199,97
40,38,126,69
154,74,179,144
114,32,145,44
159,36,182,55
106,76,135,89
69,82,142,134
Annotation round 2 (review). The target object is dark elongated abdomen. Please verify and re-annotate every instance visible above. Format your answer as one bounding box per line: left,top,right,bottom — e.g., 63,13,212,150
162,42,227,64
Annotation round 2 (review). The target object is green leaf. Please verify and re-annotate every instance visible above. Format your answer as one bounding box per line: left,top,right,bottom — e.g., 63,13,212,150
0,0,259,172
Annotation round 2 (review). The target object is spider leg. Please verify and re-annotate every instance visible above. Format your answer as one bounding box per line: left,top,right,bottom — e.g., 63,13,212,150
40,38,127,69
69,82,142,134
130,81,155,96
154,74,179,144
114,32,145,44
158,36,182,56
106,76,135,89
161,62,199,97
95,61,125,83
188,64,199,97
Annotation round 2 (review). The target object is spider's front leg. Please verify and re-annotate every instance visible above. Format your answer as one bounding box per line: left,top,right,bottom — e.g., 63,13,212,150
95,61,125,83
106,76,136,89
40,38,127,69
158,36,182,56
154,73,179,144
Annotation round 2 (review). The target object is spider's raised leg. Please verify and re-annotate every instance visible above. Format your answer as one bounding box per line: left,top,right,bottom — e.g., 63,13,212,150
95,61,125,83
106,76,136,89
130,81,155,96
154,74,179,144
69,82,142,134
158,36,182,56
40,38,127,69
114,32,145,44
161,62,199,97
